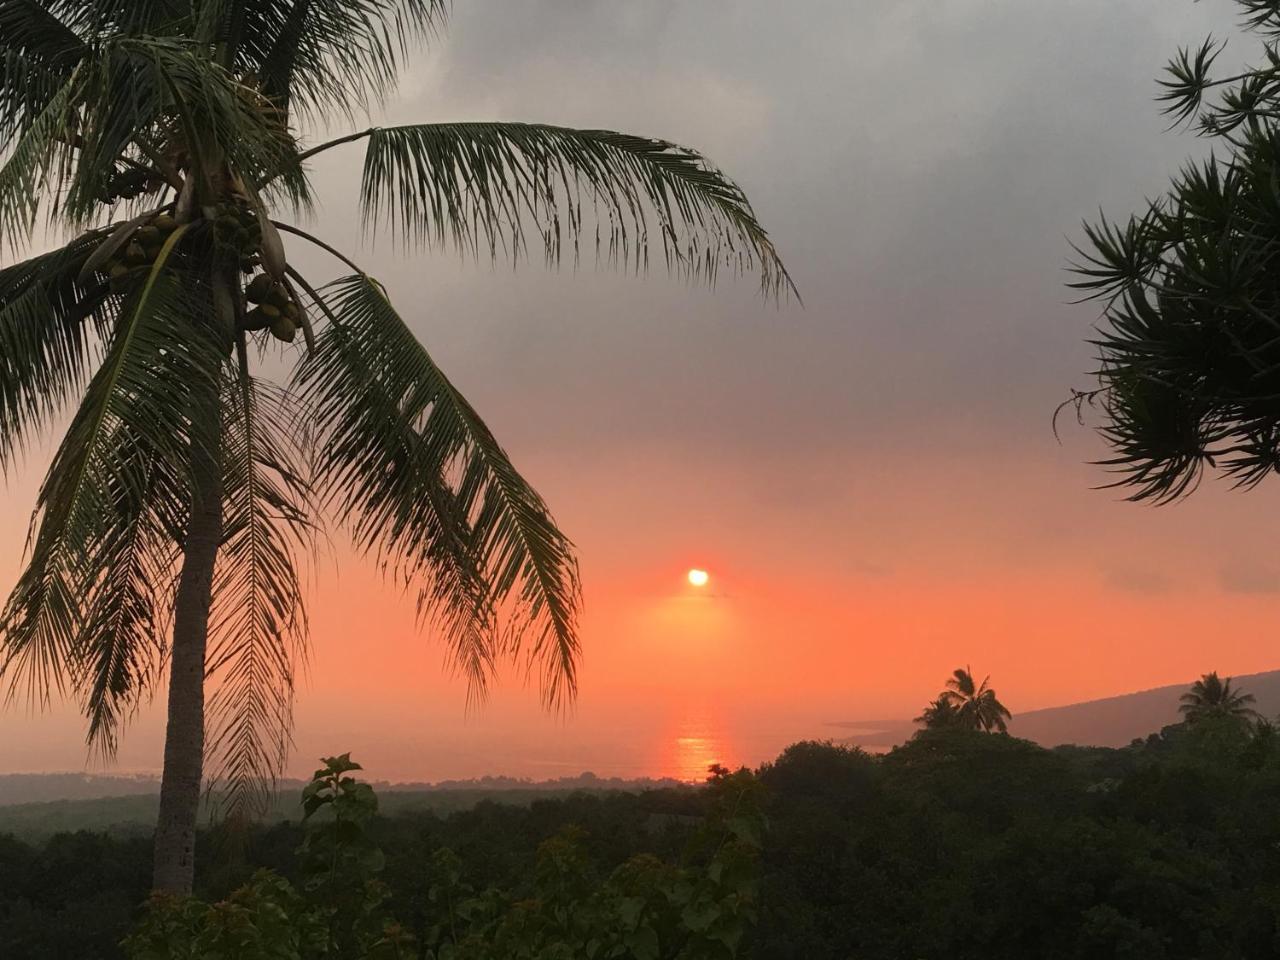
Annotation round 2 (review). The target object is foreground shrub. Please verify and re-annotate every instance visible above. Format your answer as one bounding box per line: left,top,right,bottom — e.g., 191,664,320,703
124,758,764,960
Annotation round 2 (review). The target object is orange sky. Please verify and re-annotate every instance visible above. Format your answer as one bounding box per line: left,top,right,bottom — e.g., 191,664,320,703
4,1,1280,782
5,433,1280,781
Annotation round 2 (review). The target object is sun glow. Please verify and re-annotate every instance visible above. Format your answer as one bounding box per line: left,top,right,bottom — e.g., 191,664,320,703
687,568,710,588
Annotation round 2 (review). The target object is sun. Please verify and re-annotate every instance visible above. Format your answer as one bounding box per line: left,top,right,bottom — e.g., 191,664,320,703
687,568,710,588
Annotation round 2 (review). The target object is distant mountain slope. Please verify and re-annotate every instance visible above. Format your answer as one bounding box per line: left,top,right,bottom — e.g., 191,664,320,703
831,669,1280,750
0,772,161,806
1008,669,1280,748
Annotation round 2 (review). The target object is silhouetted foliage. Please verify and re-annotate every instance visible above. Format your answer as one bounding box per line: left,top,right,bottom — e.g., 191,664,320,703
1070,0,1280,500
1179,671,1258,726
5,719,1280,958
914,696,962,728
918,666,1013,732
121,756,764,959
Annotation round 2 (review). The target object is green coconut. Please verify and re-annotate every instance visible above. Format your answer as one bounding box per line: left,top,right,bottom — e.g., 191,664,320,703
108,263,131,291
269,315,297,343
125,241,147,265
260,302,281,320
245,274,273,303
265,282,289,308
242,306,270,331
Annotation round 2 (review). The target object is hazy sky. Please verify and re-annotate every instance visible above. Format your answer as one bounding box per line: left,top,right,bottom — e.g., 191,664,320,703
6,0,1280,781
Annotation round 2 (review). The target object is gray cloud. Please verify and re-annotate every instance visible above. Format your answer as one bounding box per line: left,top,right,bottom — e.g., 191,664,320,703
306,0,1230,455
279,0,1280,587
1103,567,1176,596
1219,560,1280,596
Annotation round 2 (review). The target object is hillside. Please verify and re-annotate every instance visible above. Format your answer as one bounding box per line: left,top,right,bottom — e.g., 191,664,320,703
1008,669,1280,747
832,669,1280,750
0,773,162,806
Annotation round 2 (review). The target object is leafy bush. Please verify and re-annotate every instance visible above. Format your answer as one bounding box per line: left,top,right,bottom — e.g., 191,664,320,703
122,758,764,960
125,755,413,960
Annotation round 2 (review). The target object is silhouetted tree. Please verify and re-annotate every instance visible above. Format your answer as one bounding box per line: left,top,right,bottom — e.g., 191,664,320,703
1178,672,1257,726
1069,1,1280,501
937,666,1012,733
914,697,962,729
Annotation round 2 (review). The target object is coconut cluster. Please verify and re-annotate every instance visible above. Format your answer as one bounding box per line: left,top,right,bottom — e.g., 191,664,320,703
102,212,179,290
211,200,262,263
86,196,304,345
212,200,304,343
241,273,302,343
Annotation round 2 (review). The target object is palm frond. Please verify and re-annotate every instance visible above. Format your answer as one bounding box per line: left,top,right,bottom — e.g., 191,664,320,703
0,0,88,140
74,37,304,218
0,230,115,472
0,2,86,61
1158,38,1224,127
0,34,308,242
0,63,81,244
944,667,976,699
0,237,223,711
52,1,193,37
205,374,312,819
290,269,500,702
76,419,183,754
208,0,448,121
293,273,581,707
288,122,793,297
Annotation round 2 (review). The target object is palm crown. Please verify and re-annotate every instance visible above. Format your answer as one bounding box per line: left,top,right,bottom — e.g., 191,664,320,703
933,666,1012,734
0,0,791,891
1178,672,1257,725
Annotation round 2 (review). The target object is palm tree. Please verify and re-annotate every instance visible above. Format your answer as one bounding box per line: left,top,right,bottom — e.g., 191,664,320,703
937,666,1012,733
0,1,792,894
1178,672,1257,725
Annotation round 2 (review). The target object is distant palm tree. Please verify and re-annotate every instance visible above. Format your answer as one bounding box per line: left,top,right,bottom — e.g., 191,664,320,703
938,666,1011,733
914,696,961,729
1179,673,1257,725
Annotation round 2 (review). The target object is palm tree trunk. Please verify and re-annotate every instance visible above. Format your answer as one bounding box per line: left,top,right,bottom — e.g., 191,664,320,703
152,271,234,895
152,397,223,895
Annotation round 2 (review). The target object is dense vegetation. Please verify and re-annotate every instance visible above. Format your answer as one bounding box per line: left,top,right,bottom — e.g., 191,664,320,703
5,712,1280,959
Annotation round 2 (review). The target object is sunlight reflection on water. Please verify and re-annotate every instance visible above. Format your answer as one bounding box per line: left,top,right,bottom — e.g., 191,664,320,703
289,702,852,784
656,710,744,782
672,734,720,783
